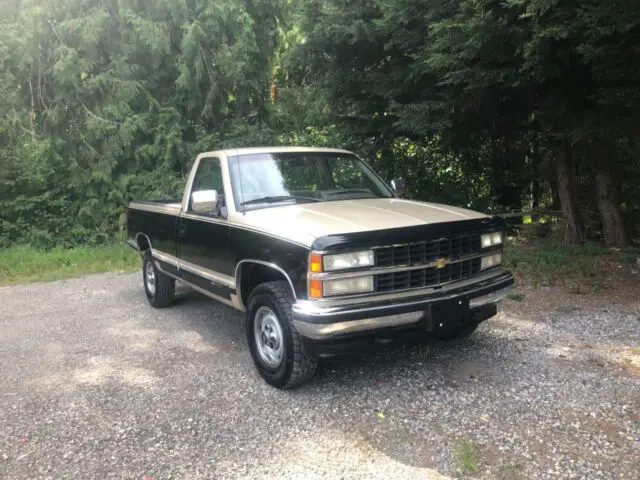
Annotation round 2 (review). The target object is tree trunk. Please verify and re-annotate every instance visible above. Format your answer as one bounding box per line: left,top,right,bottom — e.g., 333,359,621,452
531,178,541,222
530,142,541,222
555,139,584,243
28,77,35,134
548,169,561,211
490,137,522,221
594,163,629,247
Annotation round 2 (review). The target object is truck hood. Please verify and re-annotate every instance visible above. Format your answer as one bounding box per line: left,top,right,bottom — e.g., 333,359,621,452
236,198,488,247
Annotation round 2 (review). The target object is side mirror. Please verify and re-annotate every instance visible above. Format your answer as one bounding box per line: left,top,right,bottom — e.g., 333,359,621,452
391,178,407,198
191,189,218,214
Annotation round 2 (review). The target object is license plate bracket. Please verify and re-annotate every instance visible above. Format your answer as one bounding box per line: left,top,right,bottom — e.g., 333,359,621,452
428,297,470,333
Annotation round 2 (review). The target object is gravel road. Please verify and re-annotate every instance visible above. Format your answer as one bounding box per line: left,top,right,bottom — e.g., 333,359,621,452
1,272,638,479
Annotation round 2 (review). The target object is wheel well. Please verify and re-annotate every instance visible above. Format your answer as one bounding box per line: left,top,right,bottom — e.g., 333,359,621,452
136,234,151,252
239,263,294,307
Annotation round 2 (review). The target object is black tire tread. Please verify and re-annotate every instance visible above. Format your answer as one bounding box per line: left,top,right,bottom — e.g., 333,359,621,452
249,281,318,389
143,251,175,308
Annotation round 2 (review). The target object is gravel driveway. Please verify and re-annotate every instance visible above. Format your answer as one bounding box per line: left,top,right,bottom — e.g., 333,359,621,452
1,272,638,479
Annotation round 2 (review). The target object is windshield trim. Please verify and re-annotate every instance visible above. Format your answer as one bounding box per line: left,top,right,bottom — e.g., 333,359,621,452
227,152,395,213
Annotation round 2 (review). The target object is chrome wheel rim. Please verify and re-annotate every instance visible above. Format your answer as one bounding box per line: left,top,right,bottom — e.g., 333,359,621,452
254,306,284,368
145,261,156,296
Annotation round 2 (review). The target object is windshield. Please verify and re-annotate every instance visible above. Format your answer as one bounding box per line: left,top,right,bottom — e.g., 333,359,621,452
227,152,393,211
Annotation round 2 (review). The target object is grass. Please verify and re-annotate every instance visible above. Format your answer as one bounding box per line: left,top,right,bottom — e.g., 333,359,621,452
0,244,140,285
503,241,617,289
506,292,524,301
454,437,483,475
620,251,638,264
500,463,524,480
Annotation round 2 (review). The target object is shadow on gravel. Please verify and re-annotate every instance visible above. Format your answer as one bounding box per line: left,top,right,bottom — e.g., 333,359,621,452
165,289,533,390
172,290,529,388
4,274,639,480
95,284,640,479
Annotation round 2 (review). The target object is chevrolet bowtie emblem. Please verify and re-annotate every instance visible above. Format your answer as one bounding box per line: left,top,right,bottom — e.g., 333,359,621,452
432,257,451,269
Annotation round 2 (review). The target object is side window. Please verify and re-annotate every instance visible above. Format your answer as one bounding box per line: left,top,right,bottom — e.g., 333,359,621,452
190,157,225,213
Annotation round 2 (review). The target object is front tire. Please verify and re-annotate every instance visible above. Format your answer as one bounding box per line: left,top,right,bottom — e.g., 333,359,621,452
142,251,175,308
246,281,318,389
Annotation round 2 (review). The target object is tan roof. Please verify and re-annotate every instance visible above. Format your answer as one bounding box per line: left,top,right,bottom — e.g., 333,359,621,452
199,146,355,158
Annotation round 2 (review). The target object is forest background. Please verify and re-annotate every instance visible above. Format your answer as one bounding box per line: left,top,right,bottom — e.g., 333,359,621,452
1,0,639,254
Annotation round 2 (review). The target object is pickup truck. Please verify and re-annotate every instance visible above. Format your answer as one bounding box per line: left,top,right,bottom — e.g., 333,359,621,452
126,147,513,388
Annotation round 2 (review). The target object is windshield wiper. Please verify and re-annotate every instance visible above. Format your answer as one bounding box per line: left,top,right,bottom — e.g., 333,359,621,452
241,195,321,206
327,189,374,196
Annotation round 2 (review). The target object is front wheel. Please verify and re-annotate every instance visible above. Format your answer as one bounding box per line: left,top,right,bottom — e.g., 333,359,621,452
142,251,175,308
246,281,318,389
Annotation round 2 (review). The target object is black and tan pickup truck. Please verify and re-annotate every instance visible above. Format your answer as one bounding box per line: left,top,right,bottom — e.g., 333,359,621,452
126,147,513,388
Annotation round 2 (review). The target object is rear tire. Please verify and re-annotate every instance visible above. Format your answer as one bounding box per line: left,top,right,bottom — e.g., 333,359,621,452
142,251,175,308
246,281,318,389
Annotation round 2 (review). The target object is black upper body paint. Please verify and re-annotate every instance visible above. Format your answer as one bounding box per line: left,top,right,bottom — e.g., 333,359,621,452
127,207,178,256
229,227,310,298
310,217,505,252
128,205,311,298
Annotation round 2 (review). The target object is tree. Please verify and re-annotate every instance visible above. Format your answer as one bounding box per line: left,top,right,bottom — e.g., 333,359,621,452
286,0,640,245
1,0,639,247
0,0,287,246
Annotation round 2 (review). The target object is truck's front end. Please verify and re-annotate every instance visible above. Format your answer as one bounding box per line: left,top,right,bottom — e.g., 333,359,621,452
291,218,513,357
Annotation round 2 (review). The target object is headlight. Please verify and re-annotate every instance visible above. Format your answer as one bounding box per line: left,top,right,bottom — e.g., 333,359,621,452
323,276,374,296
323,250,374,271
481,232,503,248
481,253,502,270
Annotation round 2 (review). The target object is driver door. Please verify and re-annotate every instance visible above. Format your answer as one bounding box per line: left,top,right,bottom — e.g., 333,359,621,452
177,156,235,300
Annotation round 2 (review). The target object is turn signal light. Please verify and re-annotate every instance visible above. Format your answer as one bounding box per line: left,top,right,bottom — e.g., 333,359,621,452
309,279,323,298
309,253,323,273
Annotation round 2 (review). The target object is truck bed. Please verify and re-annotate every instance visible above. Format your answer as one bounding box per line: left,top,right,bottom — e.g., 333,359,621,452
127,200,182,254
131,199,182,210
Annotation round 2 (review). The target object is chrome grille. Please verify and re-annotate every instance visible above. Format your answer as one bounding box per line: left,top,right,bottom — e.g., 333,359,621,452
374,258,482,293
372,233,484,293
374,234,481,267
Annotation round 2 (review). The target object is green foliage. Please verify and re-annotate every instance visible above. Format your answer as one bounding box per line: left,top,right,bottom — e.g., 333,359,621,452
0,0,287,247
501,463,524,480
454,437,483,475
506,292,524,302
287,0,640,241
0,244,139,284
0,0,639,247
504,240,614,288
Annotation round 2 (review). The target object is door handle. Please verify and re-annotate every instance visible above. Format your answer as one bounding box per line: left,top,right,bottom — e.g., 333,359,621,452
179,224,187,237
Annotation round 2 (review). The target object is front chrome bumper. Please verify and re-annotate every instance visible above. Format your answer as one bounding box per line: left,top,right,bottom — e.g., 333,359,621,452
292,270,514,340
